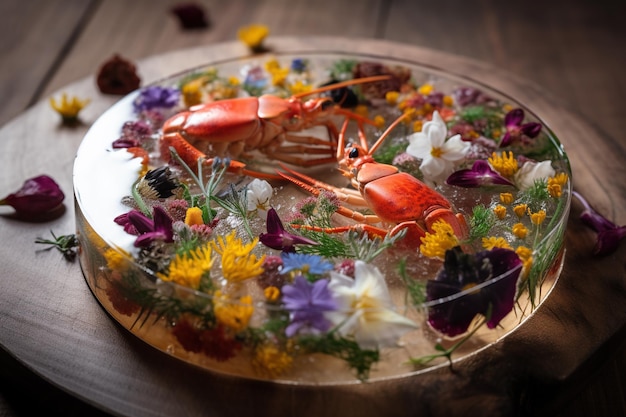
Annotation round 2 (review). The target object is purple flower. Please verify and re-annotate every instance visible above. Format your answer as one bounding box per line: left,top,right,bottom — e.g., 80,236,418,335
259,208,318,252
426,247,522,337
573,191,626,256
123,206,174,247
446,160,514,188
500,108,542,147
0,175,64,217
452,87,495,107
132,86,180,114
282,275,336,337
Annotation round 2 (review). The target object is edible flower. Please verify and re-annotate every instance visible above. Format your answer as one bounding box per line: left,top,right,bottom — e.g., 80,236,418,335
282,275,336,337
132,86,180,113
325,261,418,349
170,3,209,29
446,160,514,188
514,160,555,191
1,175,65,218
280,253,333,276
259,208,318,253
425,247,522,337
246,179,273,219
96,54,141,95
405,110,470,182
158,244,213,290
419,220,459,259
211,231,265,283
573,191,626,256
500,108,542,147
126,206,174,247
237,24,270,52
49,93,90,124
213,291,254,332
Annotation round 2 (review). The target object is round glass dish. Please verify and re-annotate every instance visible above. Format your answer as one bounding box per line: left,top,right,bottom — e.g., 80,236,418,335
73,51,571,384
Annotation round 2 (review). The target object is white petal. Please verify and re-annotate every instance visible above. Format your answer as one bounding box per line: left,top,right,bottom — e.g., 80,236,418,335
514,160,555,190
440,135,471,162
353,310,418,349
420,156,447,178
405,136,432,159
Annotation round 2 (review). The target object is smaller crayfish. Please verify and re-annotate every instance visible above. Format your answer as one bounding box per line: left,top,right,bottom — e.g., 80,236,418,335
278,114,468,246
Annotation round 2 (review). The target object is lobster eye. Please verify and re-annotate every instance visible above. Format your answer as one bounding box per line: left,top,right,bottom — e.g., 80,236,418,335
348,147,359,158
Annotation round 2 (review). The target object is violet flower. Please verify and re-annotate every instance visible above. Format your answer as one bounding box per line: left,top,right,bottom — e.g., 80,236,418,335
0,175,64,217
500,108,542,147
573,191,626,256
426,247,522,337
133,86,180,113
125,206,174,247
282,275,336,337
446,160,514,188
259,208,318,252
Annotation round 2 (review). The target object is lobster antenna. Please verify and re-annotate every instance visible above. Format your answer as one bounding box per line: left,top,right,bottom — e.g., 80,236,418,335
291,75,391,99
368,113,410,155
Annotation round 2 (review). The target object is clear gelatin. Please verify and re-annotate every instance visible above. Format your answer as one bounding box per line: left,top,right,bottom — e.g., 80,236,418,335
73,52,571,384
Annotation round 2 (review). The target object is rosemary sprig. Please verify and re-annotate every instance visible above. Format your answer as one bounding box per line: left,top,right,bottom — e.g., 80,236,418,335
35,230,79,262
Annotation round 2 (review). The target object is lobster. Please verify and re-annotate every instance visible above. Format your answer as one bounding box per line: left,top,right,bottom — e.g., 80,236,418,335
159,76,391,179
277,114,469,246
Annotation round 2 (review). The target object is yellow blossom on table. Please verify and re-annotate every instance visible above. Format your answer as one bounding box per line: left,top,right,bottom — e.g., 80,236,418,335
237,24,269,50
158,244,213,290
49,93,90,123
184,206,204,226
513,204,528,218
482,236,512,250
419,220,459,258
252,343,293,378
500,192,514,205
412,119,423,132
530,209,547,226
418,84,434,95
385,91,400,105
287,80,312,95
489,152,519,178
264,286,281,302
493,204,507,219
512,223,529,239
211,231,265,283
214,290,254,332
374,115,386,129
104,247,131,271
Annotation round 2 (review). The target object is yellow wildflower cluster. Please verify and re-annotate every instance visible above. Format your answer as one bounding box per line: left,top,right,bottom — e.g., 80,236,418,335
482,236,512,250
512,223,529,239
237,24,269,50
213,291,254,332
211,231,265,282
49,93,90,123
547,173,569,198
158,244,213,290
252,343,293,378
264,59,289,86
419,220,459,258
488,152,519,178
181,79,204,107
104,247,130,271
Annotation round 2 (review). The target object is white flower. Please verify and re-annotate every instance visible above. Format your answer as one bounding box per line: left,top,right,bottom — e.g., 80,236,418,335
325,261,417,349
405,111,470,182
246,178,273,219
514,160,555,191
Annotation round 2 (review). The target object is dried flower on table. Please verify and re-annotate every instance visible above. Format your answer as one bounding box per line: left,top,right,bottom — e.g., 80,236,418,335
0,175,65,219
96,54,141,95
49,93,90,125
35,230,79,261
170,3,209,29
237,24,270,52
573,191,626,256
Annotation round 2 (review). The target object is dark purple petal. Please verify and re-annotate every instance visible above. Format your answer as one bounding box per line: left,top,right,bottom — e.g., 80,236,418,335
594,227,626,256
114,212,139,235
446,160,514,188
0,175,65,215
574,191,617,232
499,132,513,147
521,122,542,138
112,137,142,149
504,108,524,128
152,206,174,242
170,3,209,29
127,210,154,234
426,247,522,337
259,208,318,252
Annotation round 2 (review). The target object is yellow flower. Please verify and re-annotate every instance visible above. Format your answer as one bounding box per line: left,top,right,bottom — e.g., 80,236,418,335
482,236,512,250
374,115,386,129
228,76,240,86
512,223,529,239
287,80,312,95
500,192,514,205
181,80,203,107
385,91,400,105
49,93,90,123
237,24,269,50
211,231,265,283
264,286,281,302
442,95,454,106
104,247,130,271
158,244,213,290
419,220,459,258
412,119,423,132
493,204,507,219
489,152,519,178
516,246,533,275
547,173,567,198
355,104,369,118
547,183,562,198
513,204,528,218
549,172,569,186
418,84,434,95
184,206,204,226
530,209,547,226
214,291,254,332
252,343,293,378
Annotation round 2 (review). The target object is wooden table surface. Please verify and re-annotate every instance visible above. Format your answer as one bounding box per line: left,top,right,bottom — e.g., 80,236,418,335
1,1,625,416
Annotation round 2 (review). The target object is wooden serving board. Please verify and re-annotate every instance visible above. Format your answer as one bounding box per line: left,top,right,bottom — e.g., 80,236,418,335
1,37,625,417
